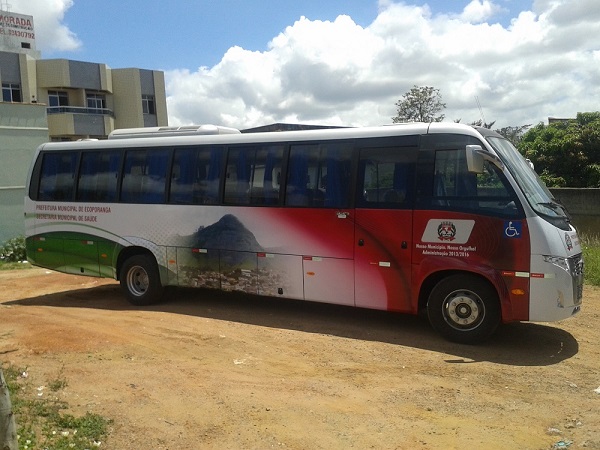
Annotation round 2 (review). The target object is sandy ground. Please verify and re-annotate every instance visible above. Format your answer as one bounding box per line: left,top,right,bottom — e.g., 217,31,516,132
0,268,599,449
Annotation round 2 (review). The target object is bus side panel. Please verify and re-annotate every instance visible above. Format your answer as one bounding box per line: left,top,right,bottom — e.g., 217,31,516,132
258,253,304,300
63,238,100,276
98,240,121,279
165,246,178,285
303,257,354,305
176,247,221,289
220,250,258,294
26,235,65,271
270,208,355,306
412,211,531,322
168,206,353,303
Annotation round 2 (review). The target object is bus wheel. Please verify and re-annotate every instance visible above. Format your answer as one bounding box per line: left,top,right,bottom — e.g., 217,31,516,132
427,274,500,344
120,254,164,306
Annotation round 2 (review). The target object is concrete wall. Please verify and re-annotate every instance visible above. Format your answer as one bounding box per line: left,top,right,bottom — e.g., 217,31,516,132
550,188,600,216
0,102,48,244
112,68,143,128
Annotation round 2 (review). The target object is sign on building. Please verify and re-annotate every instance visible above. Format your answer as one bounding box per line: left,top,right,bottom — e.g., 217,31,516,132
0,10,37,55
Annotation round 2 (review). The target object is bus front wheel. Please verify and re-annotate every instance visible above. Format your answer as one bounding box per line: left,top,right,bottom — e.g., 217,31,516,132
427,274,500,344
120,254,164,306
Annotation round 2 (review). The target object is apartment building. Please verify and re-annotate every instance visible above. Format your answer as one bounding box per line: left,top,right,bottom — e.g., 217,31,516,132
0,9,168,244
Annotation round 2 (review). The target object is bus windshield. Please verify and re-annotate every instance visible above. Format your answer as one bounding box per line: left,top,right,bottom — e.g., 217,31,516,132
486,136,571,230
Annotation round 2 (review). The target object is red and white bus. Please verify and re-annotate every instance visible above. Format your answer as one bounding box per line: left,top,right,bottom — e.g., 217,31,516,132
24,123,584,343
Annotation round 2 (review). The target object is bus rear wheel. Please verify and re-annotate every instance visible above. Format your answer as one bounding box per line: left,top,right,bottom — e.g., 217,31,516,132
120,254,164,306
427,274,500,344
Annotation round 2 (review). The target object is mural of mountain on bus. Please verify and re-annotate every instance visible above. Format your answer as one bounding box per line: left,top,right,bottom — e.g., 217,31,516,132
178,213,297,295
194,214,263,255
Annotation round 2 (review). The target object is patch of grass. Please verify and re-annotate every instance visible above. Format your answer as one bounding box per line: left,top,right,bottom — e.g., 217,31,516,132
581,232,600,286
48,367,68,392
0,261,32,270
2,365,112,450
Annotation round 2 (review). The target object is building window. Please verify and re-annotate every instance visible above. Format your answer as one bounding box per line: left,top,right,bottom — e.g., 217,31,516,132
86,92,106,110
142,95,156,114
48,91,69,107
2,83,22,103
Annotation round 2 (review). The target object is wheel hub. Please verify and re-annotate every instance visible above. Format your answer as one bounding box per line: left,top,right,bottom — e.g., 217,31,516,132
127,266,149,296
445,292,483,328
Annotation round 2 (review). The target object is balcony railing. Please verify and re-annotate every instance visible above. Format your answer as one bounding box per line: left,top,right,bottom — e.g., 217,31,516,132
47,106,114,117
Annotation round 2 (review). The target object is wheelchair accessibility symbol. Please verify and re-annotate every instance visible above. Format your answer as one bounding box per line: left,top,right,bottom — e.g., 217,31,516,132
504,221,522,238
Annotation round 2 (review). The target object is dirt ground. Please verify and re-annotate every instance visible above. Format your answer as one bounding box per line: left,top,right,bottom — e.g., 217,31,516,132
0,268,599,450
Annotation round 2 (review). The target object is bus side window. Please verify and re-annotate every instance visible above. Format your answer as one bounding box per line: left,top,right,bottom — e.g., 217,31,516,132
38,152,78,201
77,151,121,202
254,145,283,205
432,149,520,216
170,146,223,205
356,147,416,208
121,148,169,204
224,145,284,206
285,144,352,208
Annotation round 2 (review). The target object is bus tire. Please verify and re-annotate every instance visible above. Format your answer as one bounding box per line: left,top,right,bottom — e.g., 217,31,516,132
119,254,164,306
427,274,500,344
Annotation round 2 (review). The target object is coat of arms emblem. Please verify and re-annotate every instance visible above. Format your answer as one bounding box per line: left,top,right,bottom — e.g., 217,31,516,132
437,221,456,241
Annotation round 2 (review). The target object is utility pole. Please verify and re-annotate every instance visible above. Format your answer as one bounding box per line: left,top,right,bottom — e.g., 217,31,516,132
0,369,18,450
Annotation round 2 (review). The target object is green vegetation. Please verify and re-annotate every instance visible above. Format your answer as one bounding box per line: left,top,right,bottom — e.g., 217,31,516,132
0,261,31,270
2,365,112,450
392,85,446,123
581,233,600,287
518,112,600,187
0,236,29,270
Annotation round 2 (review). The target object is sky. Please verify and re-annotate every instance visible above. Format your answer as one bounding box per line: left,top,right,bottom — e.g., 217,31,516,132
6,0,600,130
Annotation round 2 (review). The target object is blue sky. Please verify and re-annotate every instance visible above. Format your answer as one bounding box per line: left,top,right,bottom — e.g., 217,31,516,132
7,0,600,129
41,0,528,70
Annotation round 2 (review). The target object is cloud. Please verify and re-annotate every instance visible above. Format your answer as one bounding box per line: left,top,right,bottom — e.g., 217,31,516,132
169,1,566,129
16,0,594,130
9,0,80,52
459,0,505,23
164,0,597,130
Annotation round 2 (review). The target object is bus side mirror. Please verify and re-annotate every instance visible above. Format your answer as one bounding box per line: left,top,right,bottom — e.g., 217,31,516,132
466,144,505,173
466,145,484,174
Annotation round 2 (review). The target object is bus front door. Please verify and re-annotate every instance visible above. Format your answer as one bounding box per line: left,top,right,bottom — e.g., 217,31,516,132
353,146,417,312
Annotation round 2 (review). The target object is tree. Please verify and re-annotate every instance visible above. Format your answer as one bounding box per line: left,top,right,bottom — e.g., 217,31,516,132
392,86,446,123
518,112,600,187
470,119,496,129
455,119,531,146
495,124,531,146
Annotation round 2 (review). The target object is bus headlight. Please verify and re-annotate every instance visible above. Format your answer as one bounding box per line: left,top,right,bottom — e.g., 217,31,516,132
543,255,570,272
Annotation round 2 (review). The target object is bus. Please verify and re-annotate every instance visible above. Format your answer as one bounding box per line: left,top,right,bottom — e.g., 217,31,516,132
24,123,584,343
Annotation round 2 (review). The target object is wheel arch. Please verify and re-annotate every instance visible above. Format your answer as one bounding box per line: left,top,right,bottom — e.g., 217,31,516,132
116,246,156,281
418,269,504,319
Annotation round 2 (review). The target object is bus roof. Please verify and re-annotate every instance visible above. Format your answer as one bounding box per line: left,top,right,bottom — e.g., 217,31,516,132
38,122,486,151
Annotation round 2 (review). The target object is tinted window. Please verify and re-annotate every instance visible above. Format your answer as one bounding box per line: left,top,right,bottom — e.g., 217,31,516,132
432,149,520,216
224,145,283,205
285,143,352,208
121,148,169,204
77,151,121,202
357,147,417,208
170,146,224,204
38,152,78,201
